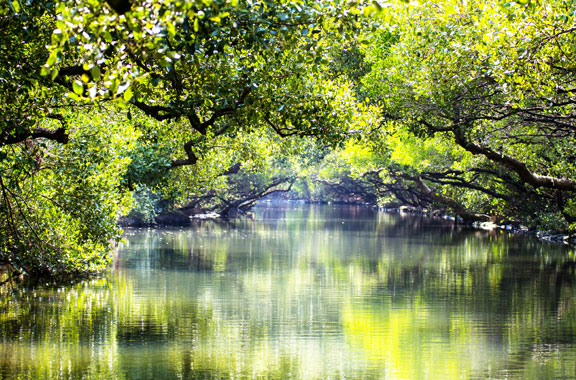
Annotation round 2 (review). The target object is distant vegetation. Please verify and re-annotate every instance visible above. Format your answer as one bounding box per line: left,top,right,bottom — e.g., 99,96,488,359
1,0,576,275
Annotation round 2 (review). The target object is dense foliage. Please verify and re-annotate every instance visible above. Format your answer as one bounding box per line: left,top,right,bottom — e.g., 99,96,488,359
0,0,369,275
1,0,576,276
313,0,576,230
362,0,576,230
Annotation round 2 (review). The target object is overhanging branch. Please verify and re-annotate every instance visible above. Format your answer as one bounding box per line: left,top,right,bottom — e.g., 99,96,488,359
453,128,576,192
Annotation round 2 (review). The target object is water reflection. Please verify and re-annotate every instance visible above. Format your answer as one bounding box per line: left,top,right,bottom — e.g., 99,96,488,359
1,204,575,379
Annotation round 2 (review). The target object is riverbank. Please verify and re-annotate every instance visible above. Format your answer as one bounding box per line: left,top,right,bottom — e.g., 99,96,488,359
119,201,576,245
382,205,576,245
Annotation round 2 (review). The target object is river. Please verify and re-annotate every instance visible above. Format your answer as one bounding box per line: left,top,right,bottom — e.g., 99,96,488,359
1,203,575,379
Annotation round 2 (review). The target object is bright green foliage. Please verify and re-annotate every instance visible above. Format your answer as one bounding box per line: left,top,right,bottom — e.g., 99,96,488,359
3,0,576,277
1,0,374,275
358,0,576,229
158,130,299,210
294,140,383,204
0,110,136,275
42,0,369,150
0,2,67,146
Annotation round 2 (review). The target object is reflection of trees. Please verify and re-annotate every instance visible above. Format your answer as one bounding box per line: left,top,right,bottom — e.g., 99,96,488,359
0,272,310,380
336,229,576,379
0,205,575,379
341,253,576,378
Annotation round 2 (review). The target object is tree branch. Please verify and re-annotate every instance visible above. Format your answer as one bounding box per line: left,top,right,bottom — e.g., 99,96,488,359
1,124,69,146
131,101,178,121
170,139,198,168
409,175,490,221
453,128,576,191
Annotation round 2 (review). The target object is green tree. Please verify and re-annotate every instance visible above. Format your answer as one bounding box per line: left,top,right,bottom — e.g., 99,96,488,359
0,0,371,275
361,0,576,229
0,109,137,274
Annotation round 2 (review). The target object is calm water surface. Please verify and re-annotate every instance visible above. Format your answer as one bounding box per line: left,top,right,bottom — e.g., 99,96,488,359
1,204,576,379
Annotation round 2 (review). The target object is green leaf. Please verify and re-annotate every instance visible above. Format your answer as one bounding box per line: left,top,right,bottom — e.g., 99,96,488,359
73,80,84,95
51,67,60,80
11,0,20,13
123,86,134,102
40,65,51,77
67,91,81,101
90,66,101,81
46,50,59,67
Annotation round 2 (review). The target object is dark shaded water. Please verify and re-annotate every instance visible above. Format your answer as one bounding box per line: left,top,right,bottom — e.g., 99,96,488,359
1,203,576,379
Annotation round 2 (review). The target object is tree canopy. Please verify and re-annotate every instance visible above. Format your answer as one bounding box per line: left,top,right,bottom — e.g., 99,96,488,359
1,0,372,275
1,0,576,276
357,0,576,228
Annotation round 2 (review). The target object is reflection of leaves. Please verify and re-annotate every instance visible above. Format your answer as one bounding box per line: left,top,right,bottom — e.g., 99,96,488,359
2,209,576,378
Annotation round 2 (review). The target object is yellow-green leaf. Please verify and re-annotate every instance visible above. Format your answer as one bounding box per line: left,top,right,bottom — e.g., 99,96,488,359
123,87,134,102
11,0,20,13
90,66,101,81
73,80,83,95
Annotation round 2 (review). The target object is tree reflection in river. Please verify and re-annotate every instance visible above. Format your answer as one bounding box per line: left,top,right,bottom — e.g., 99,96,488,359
0,204,575,379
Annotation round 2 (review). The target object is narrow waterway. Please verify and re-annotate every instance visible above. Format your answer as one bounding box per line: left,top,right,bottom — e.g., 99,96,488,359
1,203,575,379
